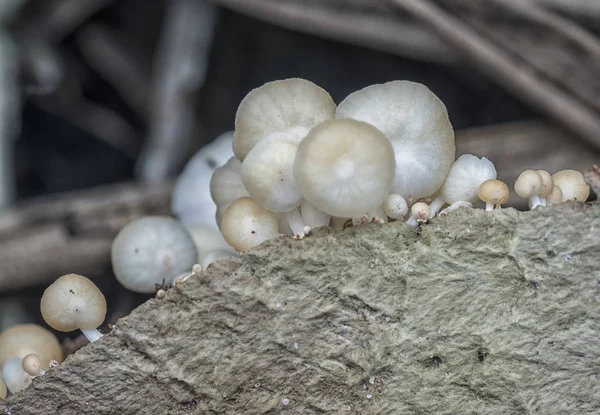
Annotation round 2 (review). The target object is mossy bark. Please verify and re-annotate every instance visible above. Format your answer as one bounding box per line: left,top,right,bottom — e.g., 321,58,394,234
2,203,599,414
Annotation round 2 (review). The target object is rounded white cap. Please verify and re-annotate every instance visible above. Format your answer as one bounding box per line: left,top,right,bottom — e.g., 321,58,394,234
441,154,497,204
112,216,199,293
294,119,395,218
551,169,590,202
384,194,409,219
221,197,279,252
514,170,543,199
210,157,249,207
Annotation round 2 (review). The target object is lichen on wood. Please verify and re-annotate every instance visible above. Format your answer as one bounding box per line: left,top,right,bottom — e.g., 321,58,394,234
2,202,599,414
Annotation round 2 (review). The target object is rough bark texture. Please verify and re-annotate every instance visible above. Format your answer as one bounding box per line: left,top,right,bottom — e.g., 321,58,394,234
2,203,600,414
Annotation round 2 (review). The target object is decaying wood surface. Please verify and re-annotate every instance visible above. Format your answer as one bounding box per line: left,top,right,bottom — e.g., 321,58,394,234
0,181,172,293
2,202,599,414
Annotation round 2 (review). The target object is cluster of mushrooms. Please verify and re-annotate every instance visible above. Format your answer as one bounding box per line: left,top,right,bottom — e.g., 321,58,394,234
209,78,590,252
0,78,591,400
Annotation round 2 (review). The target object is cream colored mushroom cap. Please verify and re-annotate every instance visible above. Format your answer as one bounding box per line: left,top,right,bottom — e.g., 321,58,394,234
41,274,107,332
221,197,279,252
22,354,42,377
210,157,249,207
336,81,455,200
478,179,510,205
294,119,395,218
233,78,336,161
547,185,563,204
0,324,63,370
536,170,554,198
0,378,6,400
514,170,543,198
552,169,590,202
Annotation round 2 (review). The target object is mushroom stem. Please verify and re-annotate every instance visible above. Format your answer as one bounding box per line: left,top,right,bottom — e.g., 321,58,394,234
529,195,543,210
428,196,445,218
439,201,473,216
284,207,309,239
485,202,494,211
300,200,331,228
405,216,419,228
539,197,547,207
80,328,103,343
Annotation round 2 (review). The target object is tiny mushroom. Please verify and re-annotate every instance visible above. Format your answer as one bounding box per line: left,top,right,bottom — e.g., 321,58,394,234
546,185,564,205
220,197,279,252
406,202,430,228
429,154,497,217
478,179,510,211
111,216,198,293
514,170,544,209
0,378,6,400
551,169,590,202
383,193,409,220
22,354,45,377
41,273,107,343
293,119,395,219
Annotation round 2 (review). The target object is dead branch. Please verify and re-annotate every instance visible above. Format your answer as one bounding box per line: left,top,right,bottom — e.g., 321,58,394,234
0,181,173,293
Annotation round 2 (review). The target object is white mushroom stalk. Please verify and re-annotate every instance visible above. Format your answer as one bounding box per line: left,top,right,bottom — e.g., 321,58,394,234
335,80,455,201
406,202,430,228
2,357,30,394
428,154,497,217
220,197,279,252
514,170,544,209
111,216,198,293
294,119,395,219
551,169,590,202
40,274,107,343
233,78,336,161
300,200,331,229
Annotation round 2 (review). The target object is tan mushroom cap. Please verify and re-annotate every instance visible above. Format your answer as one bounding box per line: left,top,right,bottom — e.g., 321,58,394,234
0,378,6,400
411,202,431,222
0,324,63,371
41,274,107,332
478,179,510,205
551,169,590,202
22,354,42,377
547,185,563,204
220,197,279,252
514,170,543,198
536,170,554,198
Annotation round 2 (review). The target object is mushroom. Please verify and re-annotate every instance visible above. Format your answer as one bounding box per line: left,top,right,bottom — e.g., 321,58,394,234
406,202,430,228
514,170,544,209
478,179,510,211
172,131,235,229
241,132,314,238
551,169,590,202
336,80,455,202
0,378,6,400
546,185,564,205
111,216,198,293
383,193,409,220
536,170,554,207
429,154,497,217
0,324,63,372
40,273,107,343
2,357,30,395
233,78,336,161
22,354,45,377
220,197,279,252
293,119,395,218
210,156,250,214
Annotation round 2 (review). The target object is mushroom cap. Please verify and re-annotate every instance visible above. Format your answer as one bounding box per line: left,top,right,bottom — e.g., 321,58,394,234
514,170,543,198
294,119,395,218
478,179,510,205
551,169,590,202
411,202,431,221
384,193,409,219
336,81,455,200
536,170,554,198
241,133,302,212
171,131,234,228
0,324,63,370
41,274,107,332
0,378,6,400
233,78,336,161
547,185,564,204
441,154,497,204
220,197,280,252
210,156,249,208
2,357,31,394
111,216,199,293
21,354,42,377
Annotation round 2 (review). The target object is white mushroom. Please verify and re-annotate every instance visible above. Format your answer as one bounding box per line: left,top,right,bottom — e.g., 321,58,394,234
210,156,250,212
233,78,336,161
111,216,198,293
2,357,30,395
383,193,409,219
514,170,544,209
294,119,395,218
336,80,455,201
536,170,554,207
220,197,279,252
406,202,430,228
551,169,590,202
546,185,563,205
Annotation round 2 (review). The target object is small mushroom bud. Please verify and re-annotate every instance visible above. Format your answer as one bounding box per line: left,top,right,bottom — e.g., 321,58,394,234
0,378,6,400
546,185,563,205
220,197,279,252
515,170,544,209
478,179,510,211
551,169,590,202
22,354,45,377
406,202,430,228
383,193,408,220
41,274,107,343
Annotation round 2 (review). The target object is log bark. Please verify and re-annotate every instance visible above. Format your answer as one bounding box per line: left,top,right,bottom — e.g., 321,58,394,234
2,202,599,414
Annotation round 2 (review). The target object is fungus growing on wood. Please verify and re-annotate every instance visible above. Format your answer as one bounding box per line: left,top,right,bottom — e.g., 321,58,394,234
514,170,544,209
478,179,510,211
220,197,279,252
406,202,430,228
551,169,590,202
0,324,63,373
